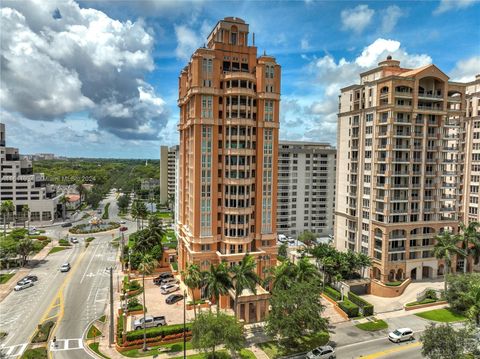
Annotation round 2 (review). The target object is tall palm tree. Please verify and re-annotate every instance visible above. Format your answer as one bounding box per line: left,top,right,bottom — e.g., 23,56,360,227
433,230,466,293
1,200,15,237
272,260,298,291
76,182,85,206
295,257,320,282
131,200,141,230
230,254,259,319
459,221,480,272
138,202,148,230
182,263,203,318
21,205,30,229
203,262,232,314
59,195,69,220
357,252,372,278
137,253,156,351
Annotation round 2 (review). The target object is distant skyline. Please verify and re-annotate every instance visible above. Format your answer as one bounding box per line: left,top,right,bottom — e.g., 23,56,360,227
1,0,479,158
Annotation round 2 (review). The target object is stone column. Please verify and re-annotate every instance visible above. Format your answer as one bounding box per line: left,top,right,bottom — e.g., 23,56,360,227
256,301,261,322
244,302,250,323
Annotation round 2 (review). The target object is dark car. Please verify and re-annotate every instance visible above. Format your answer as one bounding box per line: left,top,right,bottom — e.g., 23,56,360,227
17,275,38,285
153,272,173,285
166,294,184,304
61,222,72,227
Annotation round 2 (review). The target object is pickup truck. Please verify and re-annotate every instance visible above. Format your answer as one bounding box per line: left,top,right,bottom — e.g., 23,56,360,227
132,315,166,330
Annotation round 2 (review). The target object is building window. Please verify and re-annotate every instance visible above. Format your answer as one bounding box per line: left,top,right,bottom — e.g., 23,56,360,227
202,95,213,118
264,100,273,121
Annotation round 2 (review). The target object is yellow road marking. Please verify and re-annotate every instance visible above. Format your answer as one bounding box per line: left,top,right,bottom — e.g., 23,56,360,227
358,342,421,358
25,247,89,358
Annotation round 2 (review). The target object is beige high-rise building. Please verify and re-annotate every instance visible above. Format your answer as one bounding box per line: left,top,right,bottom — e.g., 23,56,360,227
176,17,280,322
335,57,468,295
461,75,480,225
277,141,336,237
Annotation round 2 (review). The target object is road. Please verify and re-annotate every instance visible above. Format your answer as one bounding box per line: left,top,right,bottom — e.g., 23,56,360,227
0,192,131,358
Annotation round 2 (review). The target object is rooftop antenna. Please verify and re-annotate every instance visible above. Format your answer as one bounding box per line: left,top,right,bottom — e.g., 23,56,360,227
252,32,255,46
263,50,266,56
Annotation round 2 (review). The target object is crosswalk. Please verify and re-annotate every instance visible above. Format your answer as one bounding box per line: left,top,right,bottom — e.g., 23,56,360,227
0,343,28,358
50,338,84,351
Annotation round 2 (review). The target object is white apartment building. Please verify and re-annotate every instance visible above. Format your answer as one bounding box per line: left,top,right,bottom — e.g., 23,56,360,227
277,141,336,237
167,145,178,203
0,123,62,223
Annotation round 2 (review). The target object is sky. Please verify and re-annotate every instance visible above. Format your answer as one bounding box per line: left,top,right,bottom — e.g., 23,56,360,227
1,0,479,159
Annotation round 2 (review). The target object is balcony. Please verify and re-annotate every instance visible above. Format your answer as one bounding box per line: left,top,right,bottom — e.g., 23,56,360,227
417,92,443,100
389,246,406,252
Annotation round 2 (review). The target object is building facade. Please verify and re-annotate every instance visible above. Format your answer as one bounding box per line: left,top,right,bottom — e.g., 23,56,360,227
176,17,280,322
167,145,178,204
461,75,480,225
159,145,169,204
335,57,468,290
277,141,336,237
0,123,62,223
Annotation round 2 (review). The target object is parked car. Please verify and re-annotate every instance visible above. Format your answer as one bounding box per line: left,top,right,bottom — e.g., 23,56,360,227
17,275,38,285
306,346,336,359
61,222,72,228
119,220,126,224
14,280,34,291
161,277,179,286
166,294,184,304
70,237,78,243
278,234,287,243
132,315,166,330
388,328,414,343
153,273,174,285
160,283,179,295
60,263,71,272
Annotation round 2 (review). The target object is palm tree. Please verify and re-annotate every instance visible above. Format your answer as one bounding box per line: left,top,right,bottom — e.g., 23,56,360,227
131,200,141,230
182,263,203,318
433,230,466,293
137,253,156,351
357,252,372,278
466,283,480,326
272,260,298,291
76,182,85,207
1,200,15,237
295,257,320,282
21,205,30,229
459,221,480,272
203,262,232,314
59,195,69,220
138,202,148,230
230,254,259,319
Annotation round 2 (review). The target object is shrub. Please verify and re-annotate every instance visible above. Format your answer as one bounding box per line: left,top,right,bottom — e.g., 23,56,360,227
32,321,54,343
338,299,359,318
36,236,48,241
129,280,141,291
425,289,437,301
323,286,341,301
348,292,375,316
59,239,71,246
126,323,192,342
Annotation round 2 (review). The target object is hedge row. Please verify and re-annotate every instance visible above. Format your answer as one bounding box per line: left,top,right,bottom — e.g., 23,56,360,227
126,323,192,342
338,299,360,318
348,292,374,316
323,286,341,301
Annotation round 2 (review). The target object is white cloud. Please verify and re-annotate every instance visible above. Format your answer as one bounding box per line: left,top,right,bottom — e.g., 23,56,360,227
449,56,480,82
300,37,310,51
341,4,375,34
0,1,170,141
381,5,405,33
434,0,476,14
174,21,211,60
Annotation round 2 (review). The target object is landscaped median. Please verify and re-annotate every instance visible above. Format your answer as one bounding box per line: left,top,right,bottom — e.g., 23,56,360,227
322,285,375,318
415,308,467,323
355,318,388,331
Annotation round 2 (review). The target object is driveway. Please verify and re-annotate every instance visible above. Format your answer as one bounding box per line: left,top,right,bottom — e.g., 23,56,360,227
362,278,445,313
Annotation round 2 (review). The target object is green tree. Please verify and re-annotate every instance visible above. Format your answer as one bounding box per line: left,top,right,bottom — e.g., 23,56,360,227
266,274,327,346
445,273,480,314
117,194,130,213
191,311,245,358
298,231,317,247
17,238,35,266
465,283,480,326
76,183,85,206
278,243,288,261
459,221,480,271
433,231,466,293
21,205,30,229
59,195,69,220
182,263,203,318
421,323,478,359
137,253,156,351
230,254,259,319
1,200,15,237
131,200,142,230
203,262,232,314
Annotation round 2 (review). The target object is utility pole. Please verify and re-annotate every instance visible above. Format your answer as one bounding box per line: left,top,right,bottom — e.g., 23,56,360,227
183,289,187,359
109,266,114,347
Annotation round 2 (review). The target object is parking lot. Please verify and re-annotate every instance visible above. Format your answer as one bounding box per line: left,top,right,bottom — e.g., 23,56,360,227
128,274,197,328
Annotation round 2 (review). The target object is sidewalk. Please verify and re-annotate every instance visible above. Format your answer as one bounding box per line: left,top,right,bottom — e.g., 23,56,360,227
0,237,58,302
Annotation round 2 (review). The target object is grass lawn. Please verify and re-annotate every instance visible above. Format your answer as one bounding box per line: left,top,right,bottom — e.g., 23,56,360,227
89,343,110,359
21,347,47,359
98,315,106,323
258,332,329,359
385,281,403,286
415,308,467,322
48,246,68,255
87,324,102,339
157,211,173,219
0,273,15,284
120,341,193,357
355,319,388,331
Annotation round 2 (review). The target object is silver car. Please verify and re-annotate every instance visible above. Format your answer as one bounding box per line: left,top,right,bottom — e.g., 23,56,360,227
14,280,34,291
160,283,179,294
306,345,336,359
388,328,414,343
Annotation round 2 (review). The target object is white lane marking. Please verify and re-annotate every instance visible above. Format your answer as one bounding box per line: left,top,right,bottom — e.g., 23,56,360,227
80,241,104,284
0,343,28,357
